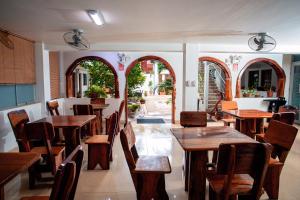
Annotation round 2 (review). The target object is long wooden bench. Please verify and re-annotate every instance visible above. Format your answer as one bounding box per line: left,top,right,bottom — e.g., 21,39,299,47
120,122,171,199
85,112,118,170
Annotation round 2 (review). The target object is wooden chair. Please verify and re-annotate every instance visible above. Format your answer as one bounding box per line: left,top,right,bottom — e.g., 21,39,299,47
117,100,125,132
85,112,118,170
180,111,207,127
25,122,65,187
47,100,60,116
21,145,84,200
73,104,97,136
220,100,238,126
257,120,298,199
120,122,171,200
278,105,298,113
207,142,272,200
7,109,32,152
180,111,208,191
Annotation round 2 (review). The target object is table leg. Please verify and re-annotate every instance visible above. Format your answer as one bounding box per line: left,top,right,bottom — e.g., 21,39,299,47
235,118,241,131
0,186,4,200
185,151,190,191
188,151,208,200
100,109,103,133
63,127,80,156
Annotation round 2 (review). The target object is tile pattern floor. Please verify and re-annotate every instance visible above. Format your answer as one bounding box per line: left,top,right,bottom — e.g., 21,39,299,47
4,122,300,200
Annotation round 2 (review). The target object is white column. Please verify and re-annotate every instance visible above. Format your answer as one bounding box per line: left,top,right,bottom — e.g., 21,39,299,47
183,43,199,111
35,43,51,116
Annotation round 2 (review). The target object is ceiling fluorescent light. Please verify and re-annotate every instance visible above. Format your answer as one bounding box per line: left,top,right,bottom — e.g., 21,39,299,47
87,10,104,26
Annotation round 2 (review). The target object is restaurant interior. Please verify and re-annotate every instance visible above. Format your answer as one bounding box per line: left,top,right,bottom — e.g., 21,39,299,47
1,1,300,200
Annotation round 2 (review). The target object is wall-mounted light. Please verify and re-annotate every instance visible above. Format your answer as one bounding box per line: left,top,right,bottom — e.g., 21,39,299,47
225,55,242,72
87,10,104,26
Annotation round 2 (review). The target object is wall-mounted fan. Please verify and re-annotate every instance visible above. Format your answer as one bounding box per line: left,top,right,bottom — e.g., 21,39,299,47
0,30,14,49
248,33,276,52
63,29,90,50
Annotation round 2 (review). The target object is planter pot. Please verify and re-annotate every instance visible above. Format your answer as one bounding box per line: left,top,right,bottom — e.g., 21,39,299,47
243,93,250,97
159,91,166,95
140,100,146,104
267,91,273,97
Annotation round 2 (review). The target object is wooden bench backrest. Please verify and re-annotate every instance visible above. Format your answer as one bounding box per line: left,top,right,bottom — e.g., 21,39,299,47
120,122,138,170
221,100,238,111
180,111,207,127
47,100,60,116
278,105,297,113
62,145,84,200
216,143,271,199
49,161,76,200
25,122,58,174
265,120,298,163
73,104,94,115
118,100,125,120
107,112,118,150
7,109,30,152
278,112,296,125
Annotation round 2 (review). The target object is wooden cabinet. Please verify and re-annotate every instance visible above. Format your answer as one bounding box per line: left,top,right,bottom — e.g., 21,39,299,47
0,33,35,84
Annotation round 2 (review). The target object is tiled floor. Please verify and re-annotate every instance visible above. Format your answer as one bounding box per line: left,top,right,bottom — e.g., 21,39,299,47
4,122,300,200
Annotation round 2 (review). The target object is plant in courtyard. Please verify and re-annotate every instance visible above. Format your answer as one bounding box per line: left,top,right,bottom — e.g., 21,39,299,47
84,85,107,98
158,62,167,73
128,104,140,112
127,63,146,97
80,60,115,96
159,79,173,95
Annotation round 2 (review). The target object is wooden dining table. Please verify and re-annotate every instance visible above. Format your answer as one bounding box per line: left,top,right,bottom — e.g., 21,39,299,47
222,109,273,138
0,152,40,200
31,115,96,156
171,126,256,200
91,104,109,133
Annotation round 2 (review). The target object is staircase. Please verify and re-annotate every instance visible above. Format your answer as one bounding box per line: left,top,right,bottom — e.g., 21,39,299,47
207,76,221,111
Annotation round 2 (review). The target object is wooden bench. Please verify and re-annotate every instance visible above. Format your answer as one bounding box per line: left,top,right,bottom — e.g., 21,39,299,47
120,122,171,199
85,112,118,170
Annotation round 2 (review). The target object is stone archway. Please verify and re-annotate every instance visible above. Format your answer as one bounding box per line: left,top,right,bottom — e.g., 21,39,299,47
199,56,232,100
235,58,286,98
65,56,119,98
125,56,176,123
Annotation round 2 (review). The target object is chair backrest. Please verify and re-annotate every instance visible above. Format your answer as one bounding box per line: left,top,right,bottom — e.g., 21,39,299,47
216,143,271,200
73,104,94,115
61,145,84,200
7,109,30,152
278,112,296,125
118,100,125,121
278,105,297,113
221,100,238,111
47,100,60,116
90,98,105,104
49,161,76,200
25,122,58,174
120,122,139,171
265,120,298,163
180,111,207,127
107,112,118,151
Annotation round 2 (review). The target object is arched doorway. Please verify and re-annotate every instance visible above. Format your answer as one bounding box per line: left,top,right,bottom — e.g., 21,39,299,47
236,58,286,98
125,56,176,124
198,57,232,101
65,56,119,98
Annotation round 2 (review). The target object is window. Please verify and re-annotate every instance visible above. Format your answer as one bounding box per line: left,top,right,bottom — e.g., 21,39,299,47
83,73,87,86
0,84,35,110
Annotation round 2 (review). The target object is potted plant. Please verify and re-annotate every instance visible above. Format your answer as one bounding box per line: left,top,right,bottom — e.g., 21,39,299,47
84,85,107,99
140,97,146,104
128,103,140,118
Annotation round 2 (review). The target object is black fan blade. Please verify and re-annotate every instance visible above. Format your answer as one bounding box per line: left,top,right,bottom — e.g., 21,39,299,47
256,44,264,51
254,38,261,45
78,41,88,48
263,42,274,45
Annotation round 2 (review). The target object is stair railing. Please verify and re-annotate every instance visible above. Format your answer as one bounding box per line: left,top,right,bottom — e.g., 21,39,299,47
208,63,225,93
207,90,224,119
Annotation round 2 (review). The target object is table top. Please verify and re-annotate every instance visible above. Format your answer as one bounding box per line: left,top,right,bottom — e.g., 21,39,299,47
91,104,109,110
31,115,96,128
222,109,273,119
0,152,40,186
171,126,255,151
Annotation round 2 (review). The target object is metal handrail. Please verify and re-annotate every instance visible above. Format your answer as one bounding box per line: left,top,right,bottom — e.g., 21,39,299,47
208,63,225,92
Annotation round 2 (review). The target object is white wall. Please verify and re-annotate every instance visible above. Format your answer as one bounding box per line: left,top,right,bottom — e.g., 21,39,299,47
61,51,184,121
0,103,43,152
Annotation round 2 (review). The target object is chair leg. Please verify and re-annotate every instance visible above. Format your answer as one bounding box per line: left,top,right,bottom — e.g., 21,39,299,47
137,173,167,200
264,165,283,200
184,151,190,191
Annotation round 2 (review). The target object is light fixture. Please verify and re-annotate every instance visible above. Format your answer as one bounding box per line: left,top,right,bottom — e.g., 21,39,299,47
87,10,104,26
225,55,242,72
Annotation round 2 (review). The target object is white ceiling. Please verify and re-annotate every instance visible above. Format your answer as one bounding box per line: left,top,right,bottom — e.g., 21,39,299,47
1,0,300,50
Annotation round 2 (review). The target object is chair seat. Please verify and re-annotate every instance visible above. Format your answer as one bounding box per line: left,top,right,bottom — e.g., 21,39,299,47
134,156,171,174
208,174,254,195
85,135,109,144
31,146,65,156
221,118,236,123
20,196,49,200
